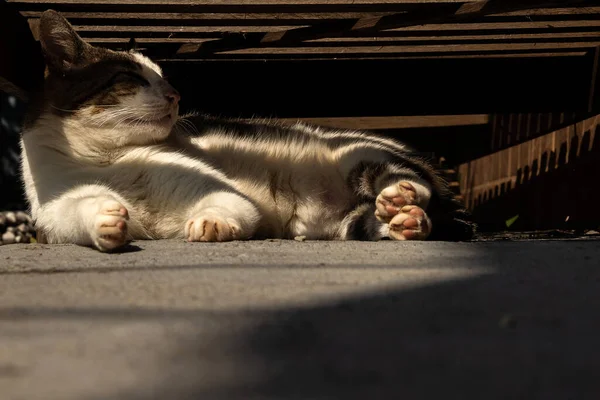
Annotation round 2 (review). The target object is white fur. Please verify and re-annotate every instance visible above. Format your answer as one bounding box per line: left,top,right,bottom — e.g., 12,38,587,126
21,51,433,251
20,54,261,251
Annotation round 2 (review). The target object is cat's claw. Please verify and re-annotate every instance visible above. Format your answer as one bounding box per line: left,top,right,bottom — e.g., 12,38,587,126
185,215,241,242
375,181,417,223
92,199,130,251
388,205,431,241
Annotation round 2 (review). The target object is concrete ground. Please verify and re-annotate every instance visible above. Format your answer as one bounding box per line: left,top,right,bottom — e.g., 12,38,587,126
1,238,599,400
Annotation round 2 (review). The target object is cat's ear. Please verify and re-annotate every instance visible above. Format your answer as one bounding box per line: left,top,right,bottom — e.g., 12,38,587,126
127,37,138,52
38,9,90,72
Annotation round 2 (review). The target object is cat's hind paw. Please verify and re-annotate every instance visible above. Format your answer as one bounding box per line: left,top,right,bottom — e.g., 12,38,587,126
388,205,431,241
92,199,130,252
185,215,241,242
375,181,417,223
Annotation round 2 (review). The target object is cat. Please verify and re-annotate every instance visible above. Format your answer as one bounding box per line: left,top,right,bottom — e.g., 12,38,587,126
20,10,475,252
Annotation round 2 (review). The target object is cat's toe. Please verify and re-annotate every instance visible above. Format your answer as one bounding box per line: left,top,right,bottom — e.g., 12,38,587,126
92,201,130,251
388,205,431,241
186,216,235,242
375,181,417,223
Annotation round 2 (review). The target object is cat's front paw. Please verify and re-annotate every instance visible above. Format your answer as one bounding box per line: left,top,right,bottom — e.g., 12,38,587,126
91,199,130,252
375,181,417,223
388,205,431,241
185,215,241,242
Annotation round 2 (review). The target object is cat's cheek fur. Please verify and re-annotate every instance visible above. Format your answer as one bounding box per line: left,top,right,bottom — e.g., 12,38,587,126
120,93,175,142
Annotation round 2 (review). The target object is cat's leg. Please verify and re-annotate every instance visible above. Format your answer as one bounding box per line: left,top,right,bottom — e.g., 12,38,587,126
339,203,390,241
185,191,260,242
338,146,434,241
34,184,132,251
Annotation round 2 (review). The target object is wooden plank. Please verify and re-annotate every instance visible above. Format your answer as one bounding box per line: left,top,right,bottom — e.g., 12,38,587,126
184,0,594,56
218,41,600,55
20,11,403,20
269,115,489,130
71,24,309,34
154,51,587,61
307,32,600,42
45,20,600,36
86,37,217,44
458,113,600,209
490,6,600,16
75,30,600,42
385,20,600,32
62,20,600,33
8,0,479,4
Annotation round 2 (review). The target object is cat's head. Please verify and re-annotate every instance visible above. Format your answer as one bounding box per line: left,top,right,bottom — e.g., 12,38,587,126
37,10,179,146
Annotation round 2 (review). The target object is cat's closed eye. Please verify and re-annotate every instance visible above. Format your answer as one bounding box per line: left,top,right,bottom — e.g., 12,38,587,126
111,71,149,87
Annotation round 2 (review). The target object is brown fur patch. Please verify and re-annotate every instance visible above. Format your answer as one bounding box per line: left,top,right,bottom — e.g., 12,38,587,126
40,47,145,116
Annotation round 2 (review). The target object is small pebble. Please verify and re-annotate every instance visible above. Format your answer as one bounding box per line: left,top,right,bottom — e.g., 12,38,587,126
585,230,599,235
499,314,517,330
6,226,16,233
5,212,16,225
15,211,32,223
2,231,16,244
17,223,27,233
294,235,306,242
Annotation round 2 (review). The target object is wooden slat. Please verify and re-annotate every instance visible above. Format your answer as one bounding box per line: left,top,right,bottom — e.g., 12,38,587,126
77,32,600,47
271,115,489,130
185,0,593,56
11,0,597,61
490,6,600,16
386,20,600,32
86,37,217,44
20,11,403,20
8,0,479,4
218,42,600,55
91,36,600,49
154,51,587,62
44,21,600,43
307,32,600,42
458,113,600,209
72,24,309,34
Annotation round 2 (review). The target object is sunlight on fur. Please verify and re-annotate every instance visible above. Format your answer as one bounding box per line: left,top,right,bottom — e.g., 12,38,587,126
19,10,475,252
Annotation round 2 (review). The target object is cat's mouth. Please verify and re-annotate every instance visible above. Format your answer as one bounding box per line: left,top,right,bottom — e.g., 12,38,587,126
124,113,173,126
156,113,173,124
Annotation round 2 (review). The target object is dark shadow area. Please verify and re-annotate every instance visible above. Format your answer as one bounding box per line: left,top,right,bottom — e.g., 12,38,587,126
0,92,28,211
3,242,598,400
164,56,589,119
0,1,44,211
375,124,491,166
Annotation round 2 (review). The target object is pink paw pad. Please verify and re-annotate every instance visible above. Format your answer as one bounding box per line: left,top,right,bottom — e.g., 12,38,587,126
388,205,431,241
375,181,418,223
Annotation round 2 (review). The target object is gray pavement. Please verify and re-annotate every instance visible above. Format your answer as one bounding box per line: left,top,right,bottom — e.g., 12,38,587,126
1,238,600,400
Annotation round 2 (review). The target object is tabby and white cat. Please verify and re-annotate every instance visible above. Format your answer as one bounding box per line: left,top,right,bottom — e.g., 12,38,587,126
20,10,474,252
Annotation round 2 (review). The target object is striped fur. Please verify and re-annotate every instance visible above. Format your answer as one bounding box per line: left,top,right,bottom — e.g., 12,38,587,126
20,10,475,252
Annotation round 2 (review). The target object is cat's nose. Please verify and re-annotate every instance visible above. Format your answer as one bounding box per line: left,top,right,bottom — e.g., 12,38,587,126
164,88,181,105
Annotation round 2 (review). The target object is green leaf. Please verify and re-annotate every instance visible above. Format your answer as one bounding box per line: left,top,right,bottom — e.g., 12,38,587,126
505,214,519,228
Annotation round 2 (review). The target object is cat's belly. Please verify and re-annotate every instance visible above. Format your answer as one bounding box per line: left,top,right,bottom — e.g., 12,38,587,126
288,200,349,239
280,171,353,240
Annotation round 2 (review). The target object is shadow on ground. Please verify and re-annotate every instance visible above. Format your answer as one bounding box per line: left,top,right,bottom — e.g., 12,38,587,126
2,242,595,400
